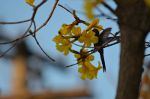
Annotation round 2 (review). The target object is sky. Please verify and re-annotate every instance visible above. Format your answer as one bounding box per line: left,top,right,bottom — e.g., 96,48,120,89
0,0,120,99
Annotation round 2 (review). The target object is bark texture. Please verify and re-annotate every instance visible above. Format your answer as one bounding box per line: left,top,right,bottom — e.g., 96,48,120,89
115,0,150,99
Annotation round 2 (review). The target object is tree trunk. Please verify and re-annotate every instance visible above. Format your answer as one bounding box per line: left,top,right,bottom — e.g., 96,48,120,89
114,0,150,99
116,26,146,99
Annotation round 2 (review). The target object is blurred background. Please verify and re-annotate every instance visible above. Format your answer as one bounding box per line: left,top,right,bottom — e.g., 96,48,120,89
0,0,121,99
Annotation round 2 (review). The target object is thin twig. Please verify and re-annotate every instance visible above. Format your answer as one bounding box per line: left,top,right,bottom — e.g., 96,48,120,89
66,62,79,67
59,4,80,21
96,6,117,21
35,0,59,32
72,43,94,48
66,49,94,67
0,19,31,24
105,41,120,48
0,43,17,58
102,1,116,15
32,34,55,62
31,0,47,20
32,20,37,36
0,21,32,45
58,4,73,14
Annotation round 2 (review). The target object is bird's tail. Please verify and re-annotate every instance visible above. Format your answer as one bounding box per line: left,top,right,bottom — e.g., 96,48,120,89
99,50,106,72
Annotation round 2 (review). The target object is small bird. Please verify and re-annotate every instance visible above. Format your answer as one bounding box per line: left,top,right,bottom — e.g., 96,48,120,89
93,28,111,72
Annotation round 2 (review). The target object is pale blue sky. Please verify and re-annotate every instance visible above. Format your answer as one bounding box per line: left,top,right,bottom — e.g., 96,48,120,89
0,0,119,99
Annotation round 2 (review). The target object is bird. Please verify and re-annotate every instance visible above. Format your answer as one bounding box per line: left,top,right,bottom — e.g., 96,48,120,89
93,28,112,72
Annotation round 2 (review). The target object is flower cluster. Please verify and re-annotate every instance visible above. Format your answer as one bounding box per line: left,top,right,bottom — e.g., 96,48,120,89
75,49,101,80
53,19,103,80
84,0,103,20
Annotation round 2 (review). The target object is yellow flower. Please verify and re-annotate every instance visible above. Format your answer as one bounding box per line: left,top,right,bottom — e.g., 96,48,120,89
56,39,72,55
59,24,73,35
53,34,72,55
53,35,64,44
78,30,98,47
85,19,103,31
25,0,35,7
74,48,94,62
78,61,102,80
71,27,81,36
